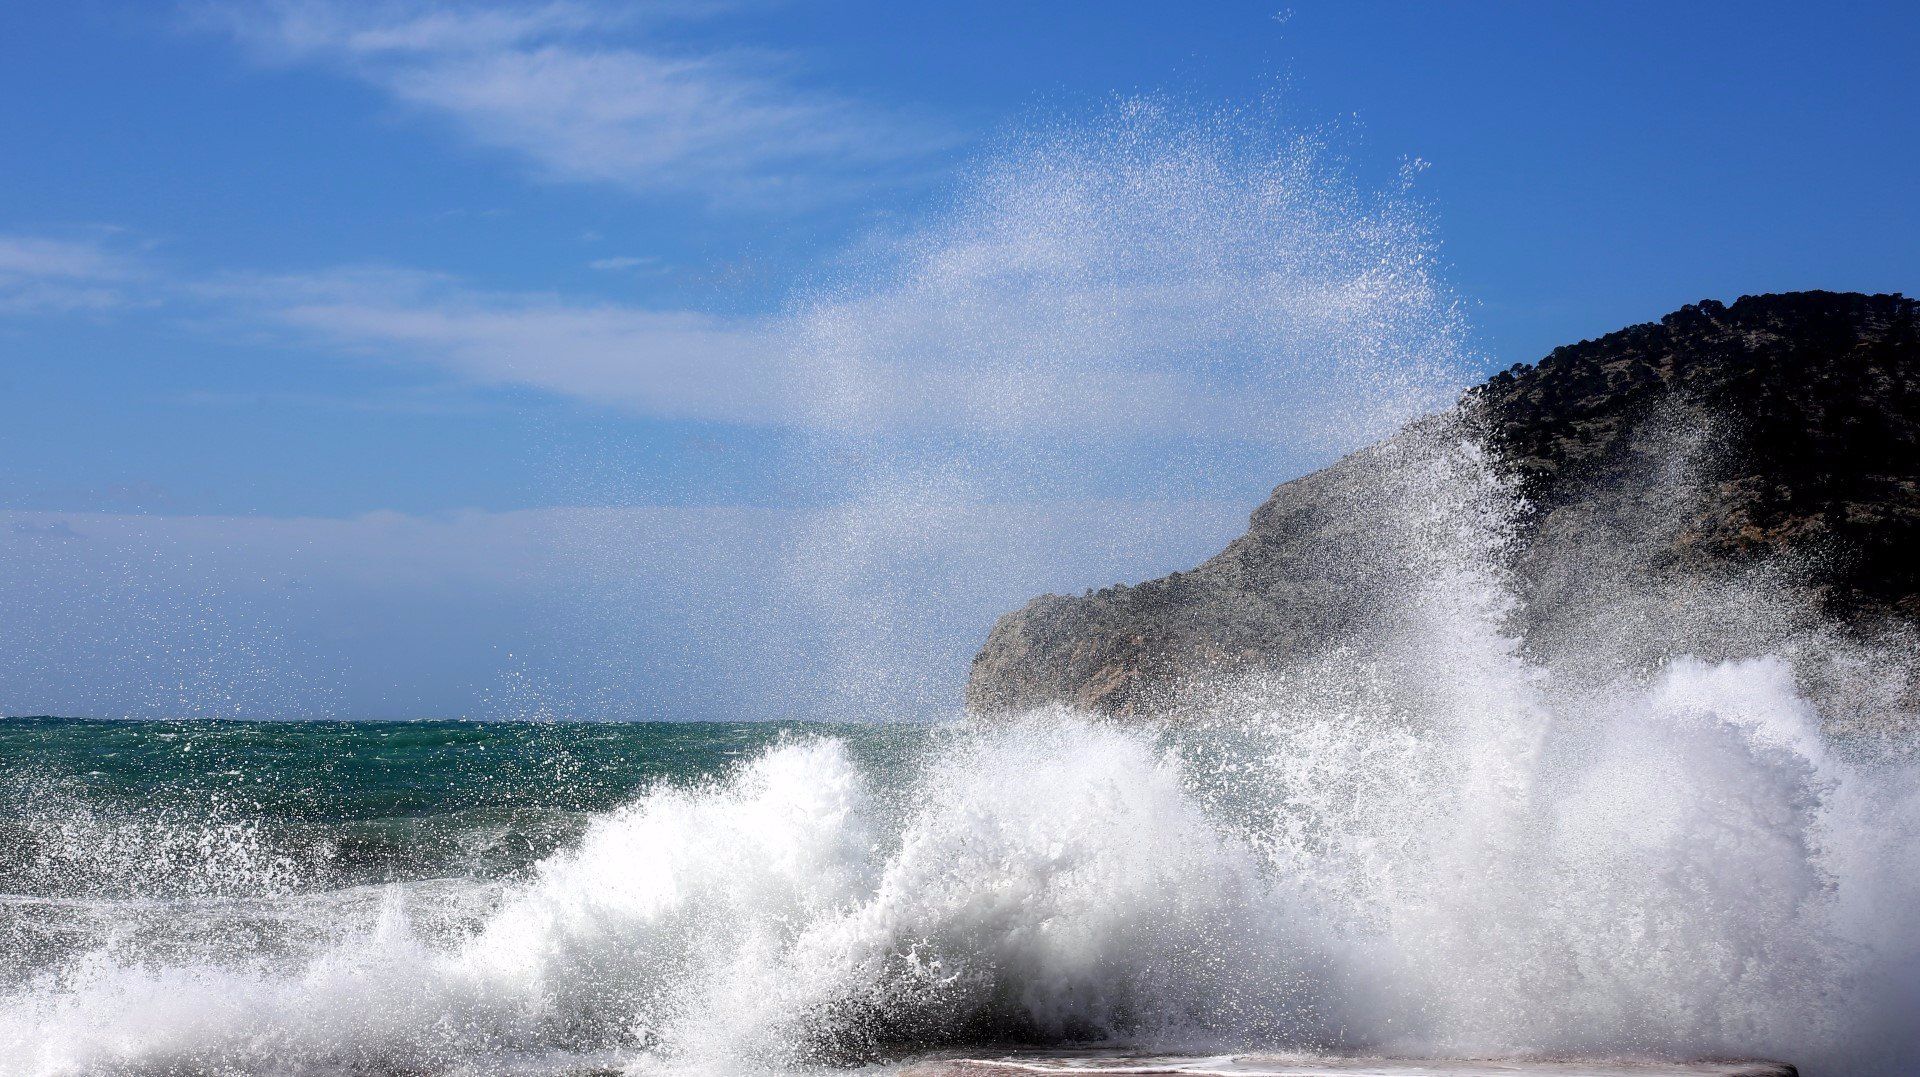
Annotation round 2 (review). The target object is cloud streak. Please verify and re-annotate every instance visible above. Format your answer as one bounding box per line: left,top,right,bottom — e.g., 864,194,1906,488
196,0,947,203
211,267,786,422
0,233,144,315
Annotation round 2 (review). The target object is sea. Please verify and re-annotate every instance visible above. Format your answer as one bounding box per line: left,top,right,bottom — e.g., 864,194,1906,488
5,679,1920,1076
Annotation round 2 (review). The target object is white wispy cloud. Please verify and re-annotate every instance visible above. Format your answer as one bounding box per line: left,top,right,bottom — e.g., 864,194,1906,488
0,230,787,424
194,0,947,202
588,255,658,271
0,234,144,314
200,264,1270,437
205,266,788,423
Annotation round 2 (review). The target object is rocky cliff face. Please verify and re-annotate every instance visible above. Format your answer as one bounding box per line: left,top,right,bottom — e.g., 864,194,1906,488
967,291,1920,717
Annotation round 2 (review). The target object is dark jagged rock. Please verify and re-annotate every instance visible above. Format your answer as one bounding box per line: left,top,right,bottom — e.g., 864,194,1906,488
967,291,1920,717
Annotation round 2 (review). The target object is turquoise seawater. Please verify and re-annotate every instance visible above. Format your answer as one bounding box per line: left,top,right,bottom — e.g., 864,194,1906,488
0,717,936,899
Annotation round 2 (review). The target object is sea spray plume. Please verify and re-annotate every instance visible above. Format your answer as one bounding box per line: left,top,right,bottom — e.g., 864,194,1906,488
658,720,1346,1068
459,736,890,1058
1,775,307,905
967,292,1920,722
790,98,1466,442
1152,426,1920,1072
1493,399,1920,741
1343,432,1843,1057
457,723,1346,1069
781,98,1474,717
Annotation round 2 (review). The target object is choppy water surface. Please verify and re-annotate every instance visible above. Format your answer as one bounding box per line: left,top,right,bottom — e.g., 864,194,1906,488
0,717,930,900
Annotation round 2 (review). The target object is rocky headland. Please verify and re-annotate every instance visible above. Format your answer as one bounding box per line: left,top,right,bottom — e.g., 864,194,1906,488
967,291,1920,720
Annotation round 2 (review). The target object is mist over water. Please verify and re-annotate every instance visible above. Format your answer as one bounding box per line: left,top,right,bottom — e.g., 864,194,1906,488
6,104,1920,1077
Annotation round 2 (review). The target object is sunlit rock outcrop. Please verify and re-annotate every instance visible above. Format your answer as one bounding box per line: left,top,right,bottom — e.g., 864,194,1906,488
968,291,1920,718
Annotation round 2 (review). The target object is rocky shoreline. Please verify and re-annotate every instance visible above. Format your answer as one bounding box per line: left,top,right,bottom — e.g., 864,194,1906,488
967,291,1919,721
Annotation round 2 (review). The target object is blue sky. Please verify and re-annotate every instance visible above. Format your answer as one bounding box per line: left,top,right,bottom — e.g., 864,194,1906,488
2,1,1915,719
